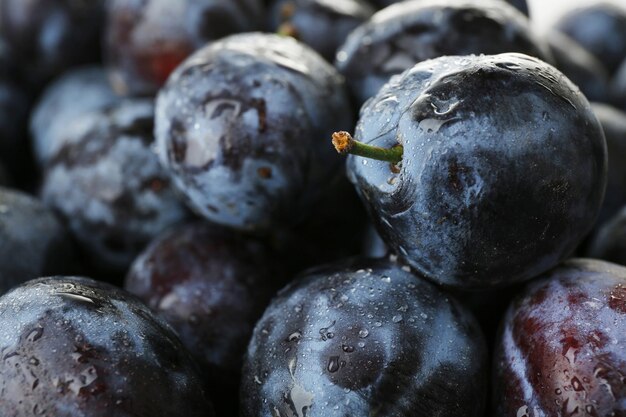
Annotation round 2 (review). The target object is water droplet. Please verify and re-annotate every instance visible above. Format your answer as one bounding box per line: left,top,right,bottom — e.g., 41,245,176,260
381,276,391,283
341,345,354,353
374,322,382,327
392,315,403,323
572,377,585,391
358,329,369,338
27,327,43,343
516,405,529,417
288,332,302,342
28,357,40,366
327,356,341,373
555,388,562,395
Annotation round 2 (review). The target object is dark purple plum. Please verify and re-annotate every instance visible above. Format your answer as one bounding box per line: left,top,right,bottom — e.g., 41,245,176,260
241,258,488,417
493,259,626,417
335,0,551,105
0,276,215,417
268,0,374,62
125,221,286,415
590,103,626,227
41,99,188,275
105,0,265,97
369,0,529,15
155,33,353,231
0,0,105,90
555,2,626,76
343,53,606,289
587,207,626,266
30,67,119,166
547,31,610,103
0,187,76,295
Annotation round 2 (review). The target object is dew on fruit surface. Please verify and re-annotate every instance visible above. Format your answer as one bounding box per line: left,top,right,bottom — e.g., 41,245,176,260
327,356,341,373
516,405,529,417
341,344,354,353
555,388,562,395
288,332,302,342
27,327,44,343
392,315,403,323
571,377,585,391
358,341,365,348
359,329,369,338
381,275,391,283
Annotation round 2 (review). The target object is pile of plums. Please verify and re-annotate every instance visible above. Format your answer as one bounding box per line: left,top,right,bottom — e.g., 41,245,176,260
1,0,625,415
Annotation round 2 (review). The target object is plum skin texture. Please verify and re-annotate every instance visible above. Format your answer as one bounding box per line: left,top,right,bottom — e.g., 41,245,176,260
240,258,488,417
0,276,215,417
347,53,607,289
41,99,188,273
335,0,551,106
155,33,353,231
125,221,287,414
493,258,626,417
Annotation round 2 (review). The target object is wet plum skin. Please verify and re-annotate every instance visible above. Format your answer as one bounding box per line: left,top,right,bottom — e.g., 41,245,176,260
335,0,551,106
368,0,529,15
41,99,188,275
0,188,76,295
347,53,606,289
105,0,265,96
155,33,353,231
0,277,215,417
241,258,488,417
493,259,626,417
125,221,287,415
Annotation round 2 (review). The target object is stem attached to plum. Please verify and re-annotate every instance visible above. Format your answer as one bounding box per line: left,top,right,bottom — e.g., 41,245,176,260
332,131,403,164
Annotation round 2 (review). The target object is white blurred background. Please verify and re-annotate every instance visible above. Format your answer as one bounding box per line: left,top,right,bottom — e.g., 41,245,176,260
528,0,625,32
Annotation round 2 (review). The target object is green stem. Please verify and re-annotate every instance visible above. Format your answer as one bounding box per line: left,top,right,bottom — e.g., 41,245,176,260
332,131,403,164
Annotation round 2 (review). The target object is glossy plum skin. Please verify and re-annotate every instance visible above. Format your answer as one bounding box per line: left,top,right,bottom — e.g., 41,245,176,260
555,3,626,76
0,276,215,417
41,99,188,274
0,188,76,295
241,258,488,417
335,0,550,105
30,67,119,166
0,0,105,90
267,0,374,62
125,221,286,415
347,53,606,289
105,0,264,97
547,31,610,104
155,33,353,231
493,259,626,417
369,0,529,15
